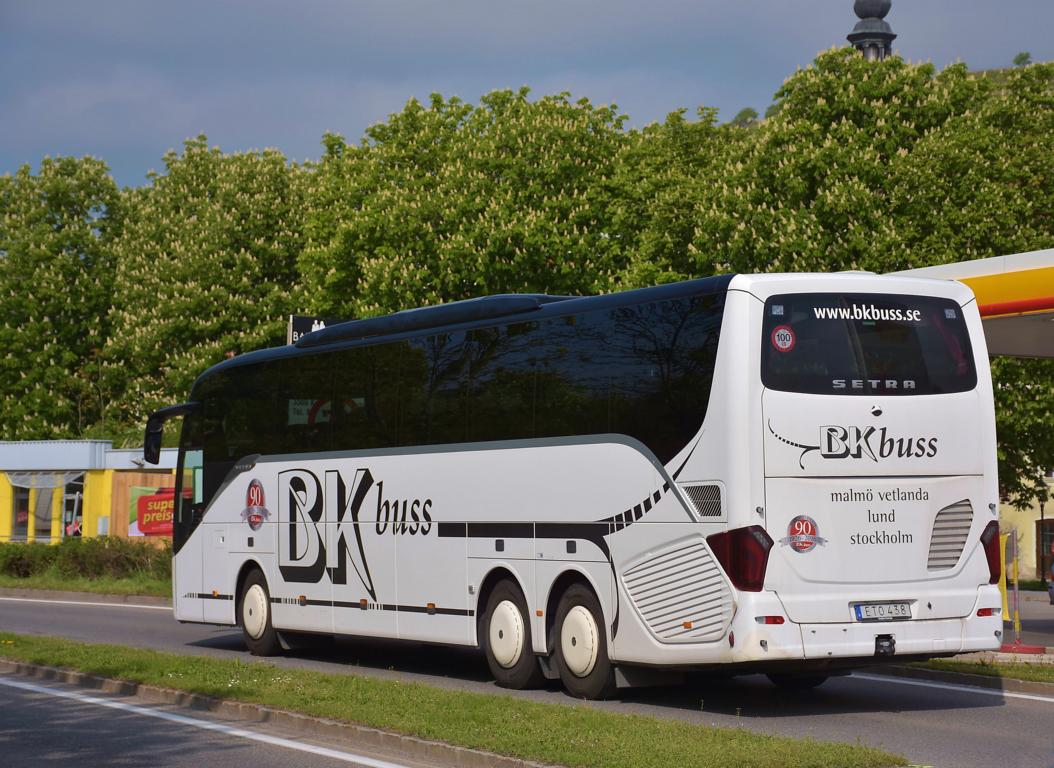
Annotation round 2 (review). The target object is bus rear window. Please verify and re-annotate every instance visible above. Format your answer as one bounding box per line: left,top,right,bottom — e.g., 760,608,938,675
761,293,976,396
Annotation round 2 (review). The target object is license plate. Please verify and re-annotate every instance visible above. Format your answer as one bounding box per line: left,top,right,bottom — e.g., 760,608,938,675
854,602,911,622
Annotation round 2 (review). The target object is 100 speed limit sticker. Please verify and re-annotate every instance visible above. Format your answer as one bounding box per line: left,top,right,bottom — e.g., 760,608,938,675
771,325,796,352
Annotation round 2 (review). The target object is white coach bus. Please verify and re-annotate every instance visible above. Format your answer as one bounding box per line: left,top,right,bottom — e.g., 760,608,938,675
145,273,1003,699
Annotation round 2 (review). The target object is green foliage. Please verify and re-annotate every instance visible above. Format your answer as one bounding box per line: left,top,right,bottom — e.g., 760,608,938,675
1014,51,1033,68
688,49,992,275
103,137,309,438
607,107,745,287
992,357,1054,507
0,156,119,438
302,89,630,318
0,537,171,580
728,107,759,127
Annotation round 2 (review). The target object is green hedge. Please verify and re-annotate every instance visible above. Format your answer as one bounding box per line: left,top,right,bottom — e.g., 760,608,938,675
0,538,171,581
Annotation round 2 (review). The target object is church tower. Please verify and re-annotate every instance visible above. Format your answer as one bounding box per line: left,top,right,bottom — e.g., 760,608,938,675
848,0,896,61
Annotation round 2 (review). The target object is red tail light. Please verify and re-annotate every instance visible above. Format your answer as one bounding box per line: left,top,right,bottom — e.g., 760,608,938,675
707,525,773,592
979,521,1001,585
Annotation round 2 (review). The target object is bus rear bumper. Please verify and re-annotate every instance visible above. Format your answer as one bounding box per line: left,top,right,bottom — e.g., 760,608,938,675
795,613,1003,660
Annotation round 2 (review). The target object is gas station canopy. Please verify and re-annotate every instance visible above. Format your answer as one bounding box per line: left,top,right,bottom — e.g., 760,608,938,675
893,248,1054,358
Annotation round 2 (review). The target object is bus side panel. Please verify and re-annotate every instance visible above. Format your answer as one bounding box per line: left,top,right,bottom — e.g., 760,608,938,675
664,286,767,534
331,522,396,639
254,466,333,634
202,521,234,624
173,526,204,623
606,520,736,666
397,530,469,643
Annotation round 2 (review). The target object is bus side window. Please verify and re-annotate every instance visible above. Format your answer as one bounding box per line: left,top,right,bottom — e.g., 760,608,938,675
404,332,468,446
466,324,537,442
275,354,334,454
331,346,388,451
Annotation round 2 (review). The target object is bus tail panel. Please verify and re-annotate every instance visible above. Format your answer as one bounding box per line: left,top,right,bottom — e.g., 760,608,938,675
764,475,990,625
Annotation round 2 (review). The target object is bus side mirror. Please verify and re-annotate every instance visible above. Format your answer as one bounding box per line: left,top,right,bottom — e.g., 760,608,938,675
144,421,163,465
143,402,199,465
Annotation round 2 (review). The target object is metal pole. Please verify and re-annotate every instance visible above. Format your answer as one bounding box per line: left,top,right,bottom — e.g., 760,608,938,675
1012,530,1022,646
1042,500,1047,588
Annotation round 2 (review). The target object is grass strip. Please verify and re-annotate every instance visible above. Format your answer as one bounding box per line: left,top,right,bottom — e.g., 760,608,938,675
912,658,1054,685
0,573,170,597
0,632,903,768
1008,579,1047,593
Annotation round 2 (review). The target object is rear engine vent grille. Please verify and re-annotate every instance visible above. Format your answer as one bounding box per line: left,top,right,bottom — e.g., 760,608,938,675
927,499,973,571
621,538,733,643
680,484,722,518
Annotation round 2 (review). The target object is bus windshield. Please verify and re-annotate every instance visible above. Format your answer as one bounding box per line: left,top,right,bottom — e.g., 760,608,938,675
761,292,976,396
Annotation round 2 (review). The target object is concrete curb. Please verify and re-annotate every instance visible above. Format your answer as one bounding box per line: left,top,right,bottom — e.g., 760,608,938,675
862,663,1054,695
0,587,171,607
0,659,551,768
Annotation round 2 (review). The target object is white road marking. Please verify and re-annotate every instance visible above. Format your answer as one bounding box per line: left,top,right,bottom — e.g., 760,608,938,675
0,596,171,612
853,672,1054,704
0,675,412,768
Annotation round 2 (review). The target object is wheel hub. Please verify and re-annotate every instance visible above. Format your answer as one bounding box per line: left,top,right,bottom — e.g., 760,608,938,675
489,600,524,668
242,584,269,640
561,605,599,677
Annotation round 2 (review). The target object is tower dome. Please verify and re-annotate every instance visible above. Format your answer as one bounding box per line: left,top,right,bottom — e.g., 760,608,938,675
854,0,891,20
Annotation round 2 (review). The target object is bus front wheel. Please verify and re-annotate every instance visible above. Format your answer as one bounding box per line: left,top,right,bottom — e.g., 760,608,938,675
482,580,544,689
553,584,616,700
239,569,281,656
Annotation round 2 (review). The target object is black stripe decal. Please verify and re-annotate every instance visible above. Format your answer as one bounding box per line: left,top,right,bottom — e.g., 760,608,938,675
194,593,233,600
468,522,534,538
272,597,473,617
437,522,467,537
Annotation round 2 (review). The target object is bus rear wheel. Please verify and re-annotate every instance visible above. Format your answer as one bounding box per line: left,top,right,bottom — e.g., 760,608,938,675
239,569,281,656
553,584,616,700
767,673,828,691
482,580,544,689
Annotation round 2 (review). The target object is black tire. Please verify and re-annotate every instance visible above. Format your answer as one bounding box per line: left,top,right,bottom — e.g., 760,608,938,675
552,583,617,699
238,569,281,656
481,580,544,689
766,673,829,691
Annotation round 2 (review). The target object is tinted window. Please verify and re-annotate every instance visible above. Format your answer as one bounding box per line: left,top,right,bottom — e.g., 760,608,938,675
463,294,724,461
761,293,976,396
189,290,726,470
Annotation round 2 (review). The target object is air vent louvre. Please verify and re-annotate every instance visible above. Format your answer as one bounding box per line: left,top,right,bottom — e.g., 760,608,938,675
622,538,733,643
927,499,973,571
680,484,722,518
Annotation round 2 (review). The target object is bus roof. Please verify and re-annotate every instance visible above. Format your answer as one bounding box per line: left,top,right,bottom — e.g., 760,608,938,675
195,273,736,387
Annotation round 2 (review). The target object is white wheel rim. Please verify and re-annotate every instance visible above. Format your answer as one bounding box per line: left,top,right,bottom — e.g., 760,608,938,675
561,605,599,677
489,599,525,669
243,584,269,640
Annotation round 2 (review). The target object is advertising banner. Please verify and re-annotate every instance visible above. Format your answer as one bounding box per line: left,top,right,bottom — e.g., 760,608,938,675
129,486,175,537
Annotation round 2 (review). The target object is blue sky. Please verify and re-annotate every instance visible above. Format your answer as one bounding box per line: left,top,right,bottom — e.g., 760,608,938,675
2,1,1052,188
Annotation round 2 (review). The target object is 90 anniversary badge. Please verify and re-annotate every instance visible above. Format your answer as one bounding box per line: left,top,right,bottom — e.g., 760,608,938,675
241,479,271,531
780,515,827,553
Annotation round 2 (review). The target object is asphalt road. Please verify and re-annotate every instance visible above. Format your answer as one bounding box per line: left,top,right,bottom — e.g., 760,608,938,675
0,673,431,768
1,596,1053,768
